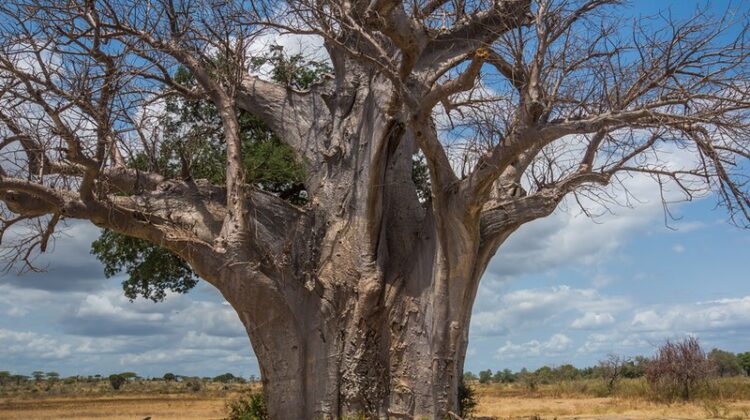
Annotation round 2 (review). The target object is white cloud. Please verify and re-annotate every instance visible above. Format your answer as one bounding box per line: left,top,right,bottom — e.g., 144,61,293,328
496,333,573,359
487,144,709,281
571,312,616,329
0,329,72,359
247,31,327,80
471,285,630,336
630,296,750,333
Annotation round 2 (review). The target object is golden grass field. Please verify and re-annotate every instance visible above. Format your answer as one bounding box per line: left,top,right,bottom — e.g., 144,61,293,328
1,380,750,419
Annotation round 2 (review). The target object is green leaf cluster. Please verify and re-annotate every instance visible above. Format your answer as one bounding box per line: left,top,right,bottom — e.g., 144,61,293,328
91,47,327,301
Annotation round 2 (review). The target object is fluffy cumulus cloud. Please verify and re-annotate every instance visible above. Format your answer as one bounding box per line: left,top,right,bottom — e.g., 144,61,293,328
496,334,573,359
0,329,72,360
488,144,708,281
471,285,629,337
630,297,750,333
571,312,616,330
481,292,750,369
0,247,254,377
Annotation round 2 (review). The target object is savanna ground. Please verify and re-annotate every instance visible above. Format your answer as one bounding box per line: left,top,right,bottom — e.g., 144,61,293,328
1,378,750,419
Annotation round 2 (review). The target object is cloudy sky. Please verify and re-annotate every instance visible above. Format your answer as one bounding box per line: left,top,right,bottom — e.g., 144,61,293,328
1,179,747,379
1,0,749,379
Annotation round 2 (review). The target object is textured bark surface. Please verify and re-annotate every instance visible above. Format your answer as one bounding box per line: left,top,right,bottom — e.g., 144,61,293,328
207,67,558,417
1,0,749,418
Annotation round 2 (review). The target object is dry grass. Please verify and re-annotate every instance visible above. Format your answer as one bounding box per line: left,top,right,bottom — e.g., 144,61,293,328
0,394,230,419
472,380,750,419
0,380,254,419
1,379,750,419
474,395,750,419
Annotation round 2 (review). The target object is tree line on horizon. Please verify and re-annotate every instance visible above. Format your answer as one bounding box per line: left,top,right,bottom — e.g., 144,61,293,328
0,370,260,387
466,347,750,385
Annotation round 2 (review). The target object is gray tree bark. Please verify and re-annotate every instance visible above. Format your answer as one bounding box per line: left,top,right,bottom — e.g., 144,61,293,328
3,1,748,417
202,65,555,418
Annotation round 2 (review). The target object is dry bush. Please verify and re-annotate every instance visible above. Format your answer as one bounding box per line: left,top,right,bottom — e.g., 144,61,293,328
645,337,714,401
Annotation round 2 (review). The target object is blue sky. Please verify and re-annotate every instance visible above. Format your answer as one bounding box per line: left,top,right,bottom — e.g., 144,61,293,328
1,0,749,379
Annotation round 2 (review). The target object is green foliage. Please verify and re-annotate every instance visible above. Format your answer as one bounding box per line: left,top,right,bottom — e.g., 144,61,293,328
32,371,44,381
163,373,177,381
91,230,198,302
738,352,750,376
109,374,126,390
457,378,477,418
250,45,331,90
493,368,516,384
518,368,539,392
118,372,139,380
213,373,240,383
225,389,268,420
708,349,743,377
92,47,323,301
478,369,493,384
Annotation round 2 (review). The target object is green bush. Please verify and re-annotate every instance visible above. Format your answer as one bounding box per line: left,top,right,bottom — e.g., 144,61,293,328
458,378,477,418
225,390,268,420
109,374,126,390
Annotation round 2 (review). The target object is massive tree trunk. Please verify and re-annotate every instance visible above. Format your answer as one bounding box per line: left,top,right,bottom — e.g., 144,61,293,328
1,0,748,415
199,66,540,418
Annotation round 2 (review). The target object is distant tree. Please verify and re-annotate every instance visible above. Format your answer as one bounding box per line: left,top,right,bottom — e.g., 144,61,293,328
738,352,750,376
535,366,554,384
599,355,629,392
502,368,516,384
118,372,139,381
163,373,177,382
109,374,126,391
31,371,44,382
462,371,477,382
10,375,27,386
0,371,10,385
213,373,237,383
478,369,493,385
496,368,516,384
518,368,539,392
708,349,743,377
45,372,60,381
646,337,714,401
554,364,580,381
625,356,650,378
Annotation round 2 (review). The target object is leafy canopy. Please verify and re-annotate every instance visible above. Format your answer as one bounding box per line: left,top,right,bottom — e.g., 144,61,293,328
91,48,328,301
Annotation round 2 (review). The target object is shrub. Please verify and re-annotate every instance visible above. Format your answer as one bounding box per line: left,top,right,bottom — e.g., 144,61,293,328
478,369,492,384
186,378,202,392
598,354,629,394
109,374,126,390
518,369,539,393
646,337,714,401
457,378,477,418
163,373,177,381
225,389,268,420
708,349,743,377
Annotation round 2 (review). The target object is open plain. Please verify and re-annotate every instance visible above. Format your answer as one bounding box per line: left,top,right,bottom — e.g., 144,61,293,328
2,380,750,419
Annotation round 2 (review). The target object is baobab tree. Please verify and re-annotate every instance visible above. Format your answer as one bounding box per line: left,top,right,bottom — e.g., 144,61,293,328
0,0,749,417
